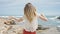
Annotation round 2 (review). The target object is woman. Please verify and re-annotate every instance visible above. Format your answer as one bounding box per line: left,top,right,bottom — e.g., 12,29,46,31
2,3,48,34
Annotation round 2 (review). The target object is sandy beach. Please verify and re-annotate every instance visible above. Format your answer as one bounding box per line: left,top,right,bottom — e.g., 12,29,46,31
0,17,60,34
0,22,60,34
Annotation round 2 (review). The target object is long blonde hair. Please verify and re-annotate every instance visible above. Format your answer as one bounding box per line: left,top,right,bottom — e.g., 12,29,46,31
24,3,37,23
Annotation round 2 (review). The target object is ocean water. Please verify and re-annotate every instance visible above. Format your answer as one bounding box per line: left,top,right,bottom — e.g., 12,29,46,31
38,16,60,27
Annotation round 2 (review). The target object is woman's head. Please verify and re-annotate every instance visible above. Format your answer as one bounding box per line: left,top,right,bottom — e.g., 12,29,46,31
24,3,37,22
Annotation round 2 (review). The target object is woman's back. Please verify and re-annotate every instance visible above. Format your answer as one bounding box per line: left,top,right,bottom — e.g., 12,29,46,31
24,16,38,32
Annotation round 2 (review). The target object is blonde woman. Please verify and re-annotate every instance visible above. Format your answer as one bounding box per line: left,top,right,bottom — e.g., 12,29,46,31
4,3,48,34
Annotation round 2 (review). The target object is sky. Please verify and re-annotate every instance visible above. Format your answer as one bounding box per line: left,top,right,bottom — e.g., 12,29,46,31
0,0,60,16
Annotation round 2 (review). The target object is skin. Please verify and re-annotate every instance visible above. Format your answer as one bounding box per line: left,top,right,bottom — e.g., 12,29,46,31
39,13,48,21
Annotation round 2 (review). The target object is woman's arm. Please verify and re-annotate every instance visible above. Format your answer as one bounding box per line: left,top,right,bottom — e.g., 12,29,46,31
8,16,24,22
38,13,48,21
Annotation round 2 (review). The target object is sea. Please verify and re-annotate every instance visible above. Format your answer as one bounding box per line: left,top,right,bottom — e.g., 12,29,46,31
38,16,60,27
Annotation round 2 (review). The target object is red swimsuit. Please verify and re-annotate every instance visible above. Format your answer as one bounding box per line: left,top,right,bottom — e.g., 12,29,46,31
23,29,36,34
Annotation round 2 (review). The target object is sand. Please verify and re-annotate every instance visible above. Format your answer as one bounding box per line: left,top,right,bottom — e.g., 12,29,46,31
37,27,60,34
0,22,60,34
0,17,60,34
